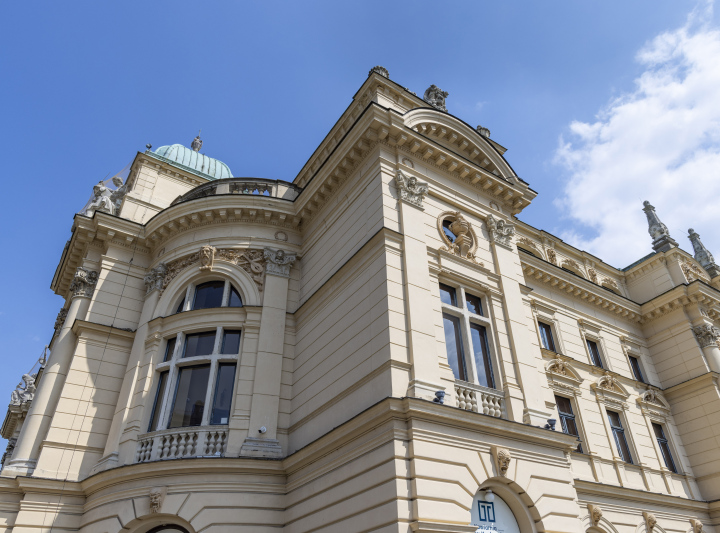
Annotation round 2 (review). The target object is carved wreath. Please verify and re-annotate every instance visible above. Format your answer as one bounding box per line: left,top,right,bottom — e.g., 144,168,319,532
437,211,481,264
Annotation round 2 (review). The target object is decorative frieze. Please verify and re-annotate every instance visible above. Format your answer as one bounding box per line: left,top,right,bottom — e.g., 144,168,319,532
69,267,98,298
394,170,428,208
692,324,720,348
486,214,515,248
264,248,297,278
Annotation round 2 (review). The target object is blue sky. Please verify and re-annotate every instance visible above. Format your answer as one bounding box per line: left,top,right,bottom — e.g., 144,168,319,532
1,1,719,447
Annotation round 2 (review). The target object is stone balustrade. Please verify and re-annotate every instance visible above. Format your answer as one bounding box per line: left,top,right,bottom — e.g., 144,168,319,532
454,380,504,418
171,177,302,206
136,426,228,463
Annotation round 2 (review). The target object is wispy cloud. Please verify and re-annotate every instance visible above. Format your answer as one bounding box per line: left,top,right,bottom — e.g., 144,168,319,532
554,0,720,267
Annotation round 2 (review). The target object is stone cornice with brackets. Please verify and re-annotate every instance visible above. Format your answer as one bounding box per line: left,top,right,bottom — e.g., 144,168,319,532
143,194,299,250
520,253,642,323
639,280,720,323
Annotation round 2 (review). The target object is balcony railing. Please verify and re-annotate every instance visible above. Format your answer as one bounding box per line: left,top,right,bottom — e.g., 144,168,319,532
135,426,228,463
454,380,504,418
171,177,302,206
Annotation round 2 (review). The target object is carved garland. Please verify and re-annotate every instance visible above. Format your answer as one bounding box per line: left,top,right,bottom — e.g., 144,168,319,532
149,248,267,294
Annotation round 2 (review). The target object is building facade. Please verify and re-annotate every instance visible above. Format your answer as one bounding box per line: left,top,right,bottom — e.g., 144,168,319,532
0,67,718,533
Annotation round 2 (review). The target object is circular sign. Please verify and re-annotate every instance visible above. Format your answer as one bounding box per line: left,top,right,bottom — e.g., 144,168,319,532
470,490,521,533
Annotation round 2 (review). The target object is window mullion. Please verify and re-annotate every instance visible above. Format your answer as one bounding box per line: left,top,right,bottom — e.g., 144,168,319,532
202,358,219,426
158,362,179,431
221,280,231,307
184,284,194,312
462,311,478,385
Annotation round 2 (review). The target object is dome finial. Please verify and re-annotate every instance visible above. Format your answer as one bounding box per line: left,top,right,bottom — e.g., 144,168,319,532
191,130,203,152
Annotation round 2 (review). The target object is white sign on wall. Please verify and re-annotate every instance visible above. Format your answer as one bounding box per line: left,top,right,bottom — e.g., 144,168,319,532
470,490,521,533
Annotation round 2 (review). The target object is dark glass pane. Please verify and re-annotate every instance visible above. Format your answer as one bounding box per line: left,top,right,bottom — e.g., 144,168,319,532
439,284,457,307
164,337,177,362
652,422,665,440
607,410,622,428
169,365,210,428
221,330,242,355
555,395,573,415
442,219,456,243
192,281,225,310
228,286,243,308
175,298,185,314
587,340,603,368
184,331,216,358
630,356,645,383
538,322,556,352
615,430,633,463
465,293,483,316
470,323,494,388
148,371,168,432
210,364,236,425
564,417,580,437
652,423,677,473
442,314,466,381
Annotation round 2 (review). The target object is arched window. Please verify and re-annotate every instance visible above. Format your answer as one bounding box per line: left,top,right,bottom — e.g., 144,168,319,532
471,489,521,533
173,279,243,314
442,219,457,243
147,526,191,533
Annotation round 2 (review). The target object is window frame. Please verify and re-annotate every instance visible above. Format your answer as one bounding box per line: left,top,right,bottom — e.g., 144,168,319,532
628,355,646,383
439,282,498,390
537,321,557,353
606,409,634,464
652,422,678,473
554,394,583,453
149,325,242,431
586,338,605,369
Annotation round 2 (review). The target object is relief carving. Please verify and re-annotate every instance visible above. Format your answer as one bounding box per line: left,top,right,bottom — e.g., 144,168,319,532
681,260,708,282
546,248,557,265
546,359,569,376
143,263,167,295
162,248,267,293
53,308,68,335
486,214,515,248
692,324,720,348
491,446,511,477
588,504,603,527
587,267,598,284
264,248,297,278
148,486,167,514
438,211,482,264
199,245,216,271
690,518,703,533
597,372,620,392
394,170,429,208
69,267,99,298
642,511,656,532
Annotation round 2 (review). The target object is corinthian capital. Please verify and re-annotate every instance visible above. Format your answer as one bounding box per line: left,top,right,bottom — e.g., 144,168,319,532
263,248,297,278
69,267,99,298
143,263,167,294
692,324,720,348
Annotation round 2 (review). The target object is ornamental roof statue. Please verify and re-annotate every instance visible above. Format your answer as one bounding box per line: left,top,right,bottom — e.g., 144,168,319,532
423,84,449,112
642,201,678,253
191,134,203,152
688,228,720,278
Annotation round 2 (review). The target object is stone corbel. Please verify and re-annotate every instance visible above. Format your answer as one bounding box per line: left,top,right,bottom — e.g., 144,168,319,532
394,169,429,208
264,248,297,278
642,511,656,533
69,267,99,298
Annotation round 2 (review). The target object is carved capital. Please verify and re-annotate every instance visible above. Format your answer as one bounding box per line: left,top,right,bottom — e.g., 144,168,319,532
143,263,167,295
394,170,428,208
486,214,515,248
53,308,68,335
264,248,297,278
692,324,720,348
491,446,511,477
642,511,656,532
69,267,98,298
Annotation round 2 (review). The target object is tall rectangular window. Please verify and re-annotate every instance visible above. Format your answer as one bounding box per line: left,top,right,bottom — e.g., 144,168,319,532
443,313,467,381
538,322,556,352
148,371,169,432
555,395,582,452
470,323,494,388
607,410,633,463
210,364,237,425
164,337,177,362
465,293,483,316
183,331,216,358
169,365,211,428
652,423,678,473
629,356,645,383
221,330,242,355
587,340,604,368
439,284,457,307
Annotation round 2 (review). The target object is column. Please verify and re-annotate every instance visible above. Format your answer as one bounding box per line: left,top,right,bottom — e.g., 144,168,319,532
394,170,445,400
239,248,295,458
3,267,97,477
486,214,552,426
691,324,720,373
97,264,165,471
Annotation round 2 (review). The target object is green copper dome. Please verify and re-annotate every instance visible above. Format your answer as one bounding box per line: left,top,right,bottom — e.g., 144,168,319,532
153,139,232,180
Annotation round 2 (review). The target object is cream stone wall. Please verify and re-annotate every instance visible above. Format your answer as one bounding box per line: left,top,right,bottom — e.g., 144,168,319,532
0,69,717,533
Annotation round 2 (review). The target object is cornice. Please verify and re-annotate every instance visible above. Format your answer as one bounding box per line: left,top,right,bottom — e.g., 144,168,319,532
639,281,720,323
71,319,137,340
663,372,719,401
521,254,642,323
574,479,709,511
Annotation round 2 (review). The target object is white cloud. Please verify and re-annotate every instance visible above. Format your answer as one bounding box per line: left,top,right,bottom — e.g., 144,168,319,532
554,0,720,268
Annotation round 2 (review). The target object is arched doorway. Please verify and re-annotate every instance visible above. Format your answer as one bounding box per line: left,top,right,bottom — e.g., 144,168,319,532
471,489,522,533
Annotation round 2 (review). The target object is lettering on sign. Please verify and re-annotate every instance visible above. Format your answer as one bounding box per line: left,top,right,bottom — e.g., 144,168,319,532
470,490,521,533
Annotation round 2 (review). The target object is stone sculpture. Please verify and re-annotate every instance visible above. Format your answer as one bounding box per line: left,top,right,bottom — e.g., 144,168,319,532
486,214,515,248
264,248,297,278
688,229,720,278
642,201,678,253
423,85,449,112
394,170,429,208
